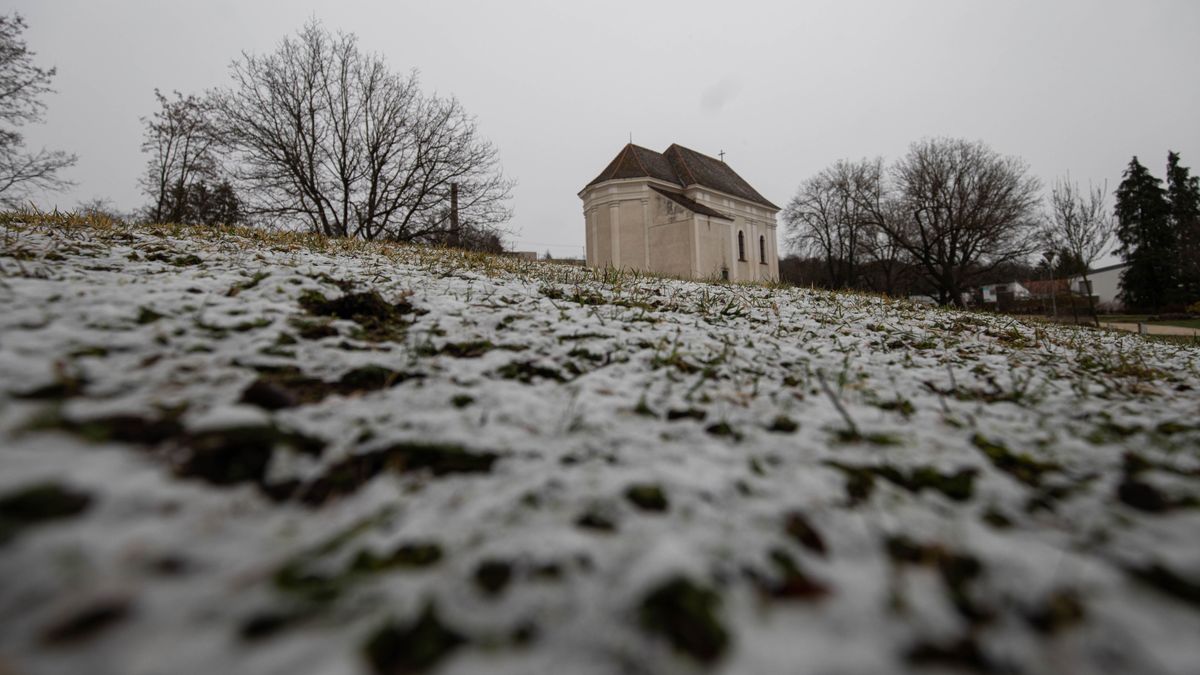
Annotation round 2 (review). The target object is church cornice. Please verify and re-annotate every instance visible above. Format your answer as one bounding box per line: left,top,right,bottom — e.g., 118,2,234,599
577,176,681,200
682,185,781,216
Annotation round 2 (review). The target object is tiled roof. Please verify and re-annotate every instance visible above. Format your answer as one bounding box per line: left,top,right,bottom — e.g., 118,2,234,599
649,186,732,220
587,144,679,186
1086,262,1130,275
1021,279,1069,295
584,143,779,210
662,144,778,210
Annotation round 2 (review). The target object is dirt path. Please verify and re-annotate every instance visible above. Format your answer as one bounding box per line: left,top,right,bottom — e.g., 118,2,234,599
1101,321,1200,337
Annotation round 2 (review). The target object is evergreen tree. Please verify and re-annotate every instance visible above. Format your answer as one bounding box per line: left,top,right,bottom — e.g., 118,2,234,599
1166,152,1200,304
1114,156,1174,310
1054,247,1086,278
160,179,243,226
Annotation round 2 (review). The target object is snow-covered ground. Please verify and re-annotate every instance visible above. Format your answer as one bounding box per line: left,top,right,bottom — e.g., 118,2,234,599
1,216,1198,675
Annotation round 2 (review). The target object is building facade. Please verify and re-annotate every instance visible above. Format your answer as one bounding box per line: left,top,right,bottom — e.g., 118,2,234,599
579,143,780,282
978,281,1031,305
1068,262,1129,310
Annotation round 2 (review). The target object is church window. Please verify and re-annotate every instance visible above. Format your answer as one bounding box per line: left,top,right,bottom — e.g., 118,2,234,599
759,235,766,263
737,231,746,261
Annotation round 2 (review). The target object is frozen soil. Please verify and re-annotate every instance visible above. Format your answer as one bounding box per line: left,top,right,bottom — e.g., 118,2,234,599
1,217,1199,675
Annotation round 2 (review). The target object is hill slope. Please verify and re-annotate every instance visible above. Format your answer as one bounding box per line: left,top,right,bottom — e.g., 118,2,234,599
2,217,1199,675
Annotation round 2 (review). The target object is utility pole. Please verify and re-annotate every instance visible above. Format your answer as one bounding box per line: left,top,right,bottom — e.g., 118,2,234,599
1043,250,1058,321
450,182,459,248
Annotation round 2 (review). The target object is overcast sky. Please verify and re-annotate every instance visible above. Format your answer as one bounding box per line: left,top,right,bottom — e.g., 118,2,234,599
12,0,1200,260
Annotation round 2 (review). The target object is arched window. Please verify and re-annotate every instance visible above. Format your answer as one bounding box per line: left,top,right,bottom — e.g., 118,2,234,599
759,235,766,263
737,231,746,261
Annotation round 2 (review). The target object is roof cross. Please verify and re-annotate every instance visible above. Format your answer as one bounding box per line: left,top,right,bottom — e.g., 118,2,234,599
719,150,725,162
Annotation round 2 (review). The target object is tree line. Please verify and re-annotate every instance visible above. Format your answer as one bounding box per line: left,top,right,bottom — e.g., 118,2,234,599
782,139,1200,312
0,14,76,209
139,21,512,251
0,15,513,253
1113,154,1200,310
3,12,1195,295
782,139,1042,307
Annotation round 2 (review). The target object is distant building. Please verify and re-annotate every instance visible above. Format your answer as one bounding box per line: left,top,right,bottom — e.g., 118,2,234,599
579,143,780,282
977,281,1031,305
1021,278,1069,298
1068,262,1129,310
544,257,586,267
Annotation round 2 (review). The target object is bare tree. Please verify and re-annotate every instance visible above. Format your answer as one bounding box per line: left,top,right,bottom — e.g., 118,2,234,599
879,138,1041,306
139,89,220,223
859,198,914,296
1041,177,1113,324
74,197,129,223
783,159,881,288
0,13,75,208
211,21,512,243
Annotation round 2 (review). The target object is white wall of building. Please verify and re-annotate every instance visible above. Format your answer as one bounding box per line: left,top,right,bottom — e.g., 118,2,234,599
1069,264,1128,310
579,179,780,282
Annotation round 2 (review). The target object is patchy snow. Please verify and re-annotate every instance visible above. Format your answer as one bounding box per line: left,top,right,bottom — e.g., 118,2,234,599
1,218,1198,675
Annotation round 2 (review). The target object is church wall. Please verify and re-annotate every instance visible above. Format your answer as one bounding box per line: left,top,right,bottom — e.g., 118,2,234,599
732,215,751,282
592,204,612,266
647,217,694,278
652,191,692,227
618,200,647,271
684,189,779,283
695,216,732,280
581,177,780,282
580,179,661,270
648,191,695,277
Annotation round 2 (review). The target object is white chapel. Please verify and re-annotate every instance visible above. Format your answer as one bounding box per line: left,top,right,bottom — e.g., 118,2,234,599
579,143,780,282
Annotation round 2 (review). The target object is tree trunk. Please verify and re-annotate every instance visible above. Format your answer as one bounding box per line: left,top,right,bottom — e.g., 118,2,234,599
450,182,459,248
1081,273,1099,327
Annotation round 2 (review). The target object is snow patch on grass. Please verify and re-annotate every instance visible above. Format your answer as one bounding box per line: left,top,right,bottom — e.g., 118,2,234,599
2,215,1199,674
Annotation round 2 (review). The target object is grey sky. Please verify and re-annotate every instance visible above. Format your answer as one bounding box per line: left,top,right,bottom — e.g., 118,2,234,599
12,0,1200,261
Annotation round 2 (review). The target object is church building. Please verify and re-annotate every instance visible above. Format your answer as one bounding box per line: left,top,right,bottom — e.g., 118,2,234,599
579,143,780,282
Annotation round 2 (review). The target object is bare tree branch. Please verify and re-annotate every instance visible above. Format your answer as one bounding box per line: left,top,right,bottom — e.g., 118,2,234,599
1041,176,1113,322
783,158,887,289
0,13,75,207
880,138,1041,306
139,90,222,222
211,21,512,245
